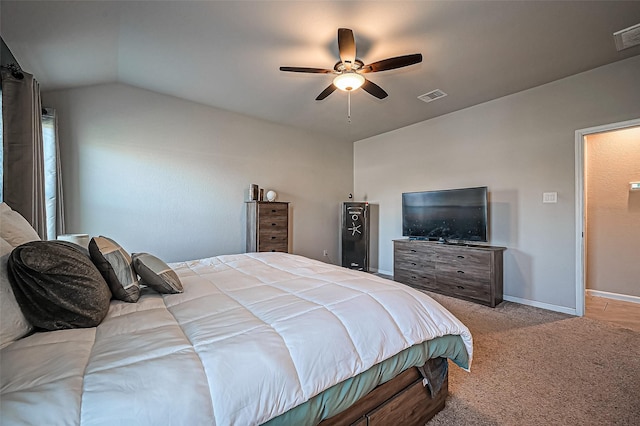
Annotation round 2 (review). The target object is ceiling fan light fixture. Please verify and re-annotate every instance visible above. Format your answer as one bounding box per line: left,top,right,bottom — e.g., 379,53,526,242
333,72,365,91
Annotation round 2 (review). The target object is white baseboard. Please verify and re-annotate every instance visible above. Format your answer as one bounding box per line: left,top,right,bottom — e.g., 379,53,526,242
503,295,577,316
586,289,640,304
373,268,393,277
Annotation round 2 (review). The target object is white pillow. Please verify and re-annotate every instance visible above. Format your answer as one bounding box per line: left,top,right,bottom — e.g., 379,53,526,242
0,237,33,349
0,202,41,247
1,237,14,257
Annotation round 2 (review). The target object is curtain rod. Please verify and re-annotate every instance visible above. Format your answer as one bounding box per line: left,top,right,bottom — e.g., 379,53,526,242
1,36,24,79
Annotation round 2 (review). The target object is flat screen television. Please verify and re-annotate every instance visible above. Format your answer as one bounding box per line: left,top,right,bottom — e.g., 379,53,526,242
402,186,488,242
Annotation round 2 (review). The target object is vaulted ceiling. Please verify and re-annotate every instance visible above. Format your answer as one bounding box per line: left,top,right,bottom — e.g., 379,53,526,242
2,1,640,142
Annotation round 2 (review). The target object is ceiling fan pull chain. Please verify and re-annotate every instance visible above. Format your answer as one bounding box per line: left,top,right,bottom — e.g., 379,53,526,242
348,91,352,123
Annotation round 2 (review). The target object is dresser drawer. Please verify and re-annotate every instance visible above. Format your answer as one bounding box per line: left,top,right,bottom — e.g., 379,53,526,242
258,215,287,229
394,241,436,259
258,241,288,252
436,263,490,283
435,274,491,303
258,202,288,216
395,256,435,273
394,270,437,292
259,227,287,241
436,249,491,268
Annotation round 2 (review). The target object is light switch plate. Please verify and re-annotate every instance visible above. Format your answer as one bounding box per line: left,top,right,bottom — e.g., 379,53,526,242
543,192,558,203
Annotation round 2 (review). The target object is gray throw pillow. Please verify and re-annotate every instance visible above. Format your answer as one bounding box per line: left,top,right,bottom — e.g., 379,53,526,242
7,241,112,330
89,236,140,303
132,253,183,294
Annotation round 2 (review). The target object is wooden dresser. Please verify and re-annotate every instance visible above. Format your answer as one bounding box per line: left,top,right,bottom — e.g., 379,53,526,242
246,201,289,253
393,239,505,307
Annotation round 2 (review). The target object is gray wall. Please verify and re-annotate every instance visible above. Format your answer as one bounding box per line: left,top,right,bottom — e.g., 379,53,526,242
353,56,640,313
44,83,353,263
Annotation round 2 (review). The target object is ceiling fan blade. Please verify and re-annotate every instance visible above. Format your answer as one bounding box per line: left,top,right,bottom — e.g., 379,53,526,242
361,79,388,99
338,28,356,69
361,53,423,73
280,66,334,74
316,84,337,100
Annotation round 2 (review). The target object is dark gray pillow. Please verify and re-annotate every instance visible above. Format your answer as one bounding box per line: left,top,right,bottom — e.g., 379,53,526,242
7,241,112,330
89,236,140,303
132,253,183,294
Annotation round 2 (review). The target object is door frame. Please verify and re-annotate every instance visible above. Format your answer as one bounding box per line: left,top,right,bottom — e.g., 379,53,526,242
574,118,640,316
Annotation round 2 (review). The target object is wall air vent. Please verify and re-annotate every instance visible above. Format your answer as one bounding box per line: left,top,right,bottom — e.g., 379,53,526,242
418,89,447,103
613,23,640,51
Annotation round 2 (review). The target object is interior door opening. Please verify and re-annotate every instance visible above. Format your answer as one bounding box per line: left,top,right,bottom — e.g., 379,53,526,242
575,118,640,316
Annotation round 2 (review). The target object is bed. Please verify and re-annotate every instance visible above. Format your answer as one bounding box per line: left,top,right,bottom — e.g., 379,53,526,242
0,203,472,425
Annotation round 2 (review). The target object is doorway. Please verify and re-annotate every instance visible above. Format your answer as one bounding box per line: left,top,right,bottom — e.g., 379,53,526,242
575,118,640,316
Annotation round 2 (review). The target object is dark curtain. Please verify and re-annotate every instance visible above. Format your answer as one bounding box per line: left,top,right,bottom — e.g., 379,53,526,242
1,69,46,238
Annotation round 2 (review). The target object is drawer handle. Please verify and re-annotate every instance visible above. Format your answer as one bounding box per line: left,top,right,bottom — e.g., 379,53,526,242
271,249,276,252
411,275,417,279
272,209,277,212
457,270,465,274
271,223,277,226
411,262,417,266
457,285,465,290
457,255,465,259
271,236,277,239
411,249,417,253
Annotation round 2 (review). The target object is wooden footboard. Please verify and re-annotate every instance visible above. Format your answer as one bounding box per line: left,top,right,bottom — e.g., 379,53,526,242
319,358,448,426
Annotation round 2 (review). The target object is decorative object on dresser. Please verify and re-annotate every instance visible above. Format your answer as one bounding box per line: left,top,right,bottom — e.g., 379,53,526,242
246,201,289,253
266,190,277,202
249,184,259,201
394,239,506,307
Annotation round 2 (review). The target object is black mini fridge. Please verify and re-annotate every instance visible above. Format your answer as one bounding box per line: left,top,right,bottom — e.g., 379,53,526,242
341,202,369,272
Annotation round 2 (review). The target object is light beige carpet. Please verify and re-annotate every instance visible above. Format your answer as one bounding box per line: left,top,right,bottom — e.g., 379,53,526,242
423,292,640,425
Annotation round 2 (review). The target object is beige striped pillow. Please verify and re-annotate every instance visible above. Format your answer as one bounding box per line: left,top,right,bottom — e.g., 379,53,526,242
132,253,183,294
89,236,140,303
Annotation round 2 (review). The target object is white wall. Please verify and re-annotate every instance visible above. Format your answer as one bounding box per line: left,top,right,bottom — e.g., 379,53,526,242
44,83,352,263
354,56,640,313
586,126,640,297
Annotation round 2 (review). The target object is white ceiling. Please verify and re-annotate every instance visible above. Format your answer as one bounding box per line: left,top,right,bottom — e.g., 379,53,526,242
2,1,640,143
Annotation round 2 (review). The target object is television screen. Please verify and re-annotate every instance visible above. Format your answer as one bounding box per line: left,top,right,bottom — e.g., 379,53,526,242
402,186,488,242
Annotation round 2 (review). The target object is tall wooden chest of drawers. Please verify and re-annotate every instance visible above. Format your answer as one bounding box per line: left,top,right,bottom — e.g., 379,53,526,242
246,201,289,253
393,239,505,307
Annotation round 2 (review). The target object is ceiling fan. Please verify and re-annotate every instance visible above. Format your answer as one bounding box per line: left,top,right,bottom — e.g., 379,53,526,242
280,28,422,101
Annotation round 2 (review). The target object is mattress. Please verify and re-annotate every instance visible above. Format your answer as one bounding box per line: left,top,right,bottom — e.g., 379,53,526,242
1,252,472,425
266,334,467,425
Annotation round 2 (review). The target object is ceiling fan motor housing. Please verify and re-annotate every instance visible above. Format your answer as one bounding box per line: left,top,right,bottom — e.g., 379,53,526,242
334,60,364,72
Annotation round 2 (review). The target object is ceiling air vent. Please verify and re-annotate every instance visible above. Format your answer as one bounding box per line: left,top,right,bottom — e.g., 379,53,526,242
613,23,640,51
418,89,447,103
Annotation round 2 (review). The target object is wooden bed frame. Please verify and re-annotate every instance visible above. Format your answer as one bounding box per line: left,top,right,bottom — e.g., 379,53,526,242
319,358,448,426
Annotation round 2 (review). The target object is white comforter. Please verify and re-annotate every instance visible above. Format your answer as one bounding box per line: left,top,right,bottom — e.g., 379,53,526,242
1,253,472,425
